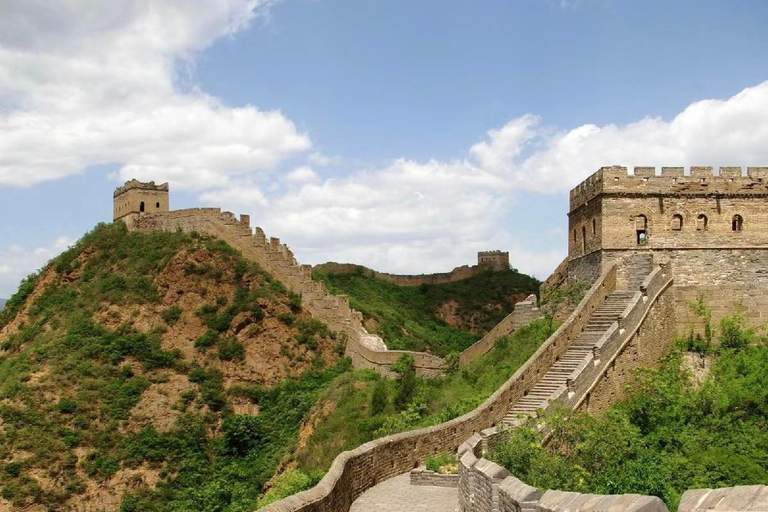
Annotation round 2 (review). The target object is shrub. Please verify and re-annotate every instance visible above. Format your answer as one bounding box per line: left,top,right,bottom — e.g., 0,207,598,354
425,452,457,473
161,306,183,325
194,330,219,352
218,338,245,361
370,379,388,416
56,398,78,414
393,354,416,410
278,313,295,326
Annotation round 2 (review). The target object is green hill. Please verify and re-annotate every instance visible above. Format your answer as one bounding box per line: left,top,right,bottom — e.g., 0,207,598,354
0,224,549,511
313,267,540,356
0,223,347,511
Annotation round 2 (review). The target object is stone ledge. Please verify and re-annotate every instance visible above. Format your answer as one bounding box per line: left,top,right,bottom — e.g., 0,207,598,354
410,467,459,488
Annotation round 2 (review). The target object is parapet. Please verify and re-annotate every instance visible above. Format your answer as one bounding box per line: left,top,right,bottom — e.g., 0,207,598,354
114,179,170,198
570,166,768,211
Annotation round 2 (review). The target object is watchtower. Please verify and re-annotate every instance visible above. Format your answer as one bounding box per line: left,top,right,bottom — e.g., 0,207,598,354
478,250,510,271
567,165,768,284
113,179,169,222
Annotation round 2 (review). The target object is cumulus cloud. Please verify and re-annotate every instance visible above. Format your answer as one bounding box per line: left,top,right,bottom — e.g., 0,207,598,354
2,1,768,283
0,0,309,190
236,81,768,278
0,237,73,297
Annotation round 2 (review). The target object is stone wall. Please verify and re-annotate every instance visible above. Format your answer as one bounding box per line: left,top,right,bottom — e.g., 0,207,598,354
410,468,458,488
599,248,768,338
259,264,618,511
567,250,602,286
457,263,674,511
578,271,677,413
679,485,768,511
457,433,668,512
458,295,540,366
314,262,484,287
126,209,539,378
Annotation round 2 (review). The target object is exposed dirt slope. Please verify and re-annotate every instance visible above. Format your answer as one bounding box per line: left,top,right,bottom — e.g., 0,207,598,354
0,223,342,511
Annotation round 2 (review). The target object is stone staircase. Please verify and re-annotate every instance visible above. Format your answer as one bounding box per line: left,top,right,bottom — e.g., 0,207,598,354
626,253,653,290
503,290,636,424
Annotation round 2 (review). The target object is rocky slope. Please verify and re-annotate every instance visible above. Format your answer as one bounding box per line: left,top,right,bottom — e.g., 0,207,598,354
0,223,344,511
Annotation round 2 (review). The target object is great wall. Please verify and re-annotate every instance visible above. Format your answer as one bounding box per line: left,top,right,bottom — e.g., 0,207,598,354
114,166,768,512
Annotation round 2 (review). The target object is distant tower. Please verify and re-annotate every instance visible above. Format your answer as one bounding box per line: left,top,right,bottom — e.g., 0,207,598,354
113,179,169,222
478,251,510,271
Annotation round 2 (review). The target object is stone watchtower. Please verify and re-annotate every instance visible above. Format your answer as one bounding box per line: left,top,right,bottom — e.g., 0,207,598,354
567,165,768,332
113,179,169,222
478,250,510,271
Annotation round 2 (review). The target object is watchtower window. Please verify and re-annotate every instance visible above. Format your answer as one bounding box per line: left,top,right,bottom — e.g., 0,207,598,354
671,214,683,231
592,218,596,235
139,201,145,213
635,215,648,245
156,202,160,208
732,214,743,232
581,226,586,254
697,214,708,231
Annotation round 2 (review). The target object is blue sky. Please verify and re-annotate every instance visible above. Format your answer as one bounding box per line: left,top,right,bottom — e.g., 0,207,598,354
1,0,768,297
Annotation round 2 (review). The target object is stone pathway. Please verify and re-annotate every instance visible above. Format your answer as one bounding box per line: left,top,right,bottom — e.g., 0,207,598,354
349,473,458,512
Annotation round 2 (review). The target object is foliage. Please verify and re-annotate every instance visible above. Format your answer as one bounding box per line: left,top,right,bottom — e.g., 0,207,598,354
425,452,458,473
0,223,343,512
370,379,388,416
488,313,768,510
393,354,416,410
314,268,539,355
292,319,552,472
539,280,588,335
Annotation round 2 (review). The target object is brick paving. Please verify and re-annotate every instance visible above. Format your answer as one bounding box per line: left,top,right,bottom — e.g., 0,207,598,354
349,473,458,512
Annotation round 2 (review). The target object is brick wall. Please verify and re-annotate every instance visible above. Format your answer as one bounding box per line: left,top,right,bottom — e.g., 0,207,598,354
314,262,483,287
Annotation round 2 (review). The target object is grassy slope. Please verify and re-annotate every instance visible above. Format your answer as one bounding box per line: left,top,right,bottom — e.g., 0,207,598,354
314,268,540,356
291,319,553,473
488,320,768,510
0,223,344,511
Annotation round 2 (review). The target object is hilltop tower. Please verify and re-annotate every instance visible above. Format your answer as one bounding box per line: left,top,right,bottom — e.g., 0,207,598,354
113,179,169,222
478,250,510,271
566,165,768,333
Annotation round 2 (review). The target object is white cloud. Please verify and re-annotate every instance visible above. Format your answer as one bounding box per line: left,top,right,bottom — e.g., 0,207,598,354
233,81,768,279
2,1,768,283
0,0,309,190
0,237,73,297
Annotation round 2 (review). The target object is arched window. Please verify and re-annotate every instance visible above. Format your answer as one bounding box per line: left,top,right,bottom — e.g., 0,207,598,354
156,202,160,208
732,214,743,232
140,201,145,213
582,226,587,254
573,229,577,242
635,214,648,245
671,214,683,231
592,218,596,235
697,214,708,231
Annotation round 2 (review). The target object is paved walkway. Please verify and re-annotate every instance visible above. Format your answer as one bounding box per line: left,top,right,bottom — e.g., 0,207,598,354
349,473,458,512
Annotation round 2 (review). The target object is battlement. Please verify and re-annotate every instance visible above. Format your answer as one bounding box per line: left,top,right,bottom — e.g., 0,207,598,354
570,166,768,211
113,179,169,198
478,250,510,270
113,179,170,221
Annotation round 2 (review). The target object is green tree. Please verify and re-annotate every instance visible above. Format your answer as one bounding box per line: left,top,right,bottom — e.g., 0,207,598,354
393,354,416,410
370,379,388,415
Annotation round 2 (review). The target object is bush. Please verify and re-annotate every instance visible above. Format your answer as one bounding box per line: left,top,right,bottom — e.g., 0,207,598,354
161,306,183,326
393,354,416,410
425,452,457,473
370,379,388,415
218,338,245,361
278,313,295,326
194,329,219,352
56,398,78,414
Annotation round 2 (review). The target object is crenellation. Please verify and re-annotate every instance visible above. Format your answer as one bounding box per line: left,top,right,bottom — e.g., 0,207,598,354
633,166,656,177
748,166,768,179
719,166,742,178
690,166,713,178
661,166,684,177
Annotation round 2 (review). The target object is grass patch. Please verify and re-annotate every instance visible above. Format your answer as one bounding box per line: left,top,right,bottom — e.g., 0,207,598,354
292,318,552,472
314,267,539,355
